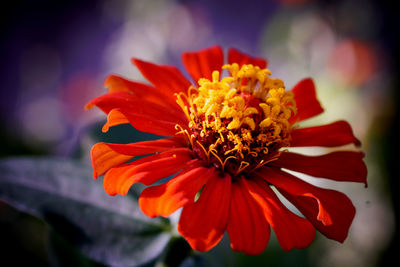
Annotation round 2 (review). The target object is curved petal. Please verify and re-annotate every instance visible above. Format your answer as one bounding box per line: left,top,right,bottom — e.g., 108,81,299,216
271,151,367,186
132,58,191,94
228,48,267,68
247,178,315,251
105,74,150,94
227,177,271,255
119,108,180,136
289,78,324,124
257,167,356,243
182,46,224,84
139,163,213,218
178,173,231,252
101,108,130,132
105,74,179,109
91,138,185,178
85,92,187,125
98,108,181,137
103,148,194,196
291,120,361,147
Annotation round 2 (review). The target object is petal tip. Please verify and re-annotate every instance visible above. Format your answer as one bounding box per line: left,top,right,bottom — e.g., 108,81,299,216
131,57,141,66
84,103,94,110
101,123,110,133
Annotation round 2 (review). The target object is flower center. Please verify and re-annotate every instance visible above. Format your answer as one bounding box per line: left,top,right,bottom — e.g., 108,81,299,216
176,63,297,177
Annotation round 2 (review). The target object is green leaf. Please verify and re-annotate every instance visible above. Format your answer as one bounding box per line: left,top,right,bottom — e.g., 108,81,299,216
0,157,171,266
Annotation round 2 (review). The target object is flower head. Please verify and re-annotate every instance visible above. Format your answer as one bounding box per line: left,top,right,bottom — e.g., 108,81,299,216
87,46,367,254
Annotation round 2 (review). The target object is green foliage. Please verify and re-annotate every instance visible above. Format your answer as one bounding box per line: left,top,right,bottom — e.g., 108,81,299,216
0,157,171,266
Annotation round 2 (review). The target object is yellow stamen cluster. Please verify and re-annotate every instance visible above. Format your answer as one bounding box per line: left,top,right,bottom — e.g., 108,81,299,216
176,63,297,176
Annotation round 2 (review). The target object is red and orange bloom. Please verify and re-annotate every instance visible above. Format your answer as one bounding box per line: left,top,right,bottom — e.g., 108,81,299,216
86,46,367,254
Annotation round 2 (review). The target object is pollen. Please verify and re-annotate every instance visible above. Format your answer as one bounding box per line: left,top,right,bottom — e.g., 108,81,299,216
176,64,297,176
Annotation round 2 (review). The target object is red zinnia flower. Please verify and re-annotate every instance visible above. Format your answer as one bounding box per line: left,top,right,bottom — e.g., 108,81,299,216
86,46,367,254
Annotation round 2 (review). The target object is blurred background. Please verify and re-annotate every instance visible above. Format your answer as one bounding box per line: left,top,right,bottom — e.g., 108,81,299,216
0,0,398,266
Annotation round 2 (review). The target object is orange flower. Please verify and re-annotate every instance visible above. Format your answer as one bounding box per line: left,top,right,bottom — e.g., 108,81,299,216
86,46,367,254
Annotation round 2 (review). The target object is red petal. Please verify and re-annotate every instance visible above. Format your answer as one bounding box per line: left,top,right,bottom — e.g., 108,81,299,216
91,138,185,178
99,138,185,156
271,151,367,186
132,59,191,94
227,177,271,255
178,173,231,252
105,74,148,94
85,92,187,125
228,48,267,68
105,75,178,109
91,143,131,179
182,46,224,84
247,178,315,251
291,120,361,147
289,78,324,124
119,108,180,136
99,107,181,137
139,164,213,218
101,109,129,132
257,168,356,243
103,148,193,196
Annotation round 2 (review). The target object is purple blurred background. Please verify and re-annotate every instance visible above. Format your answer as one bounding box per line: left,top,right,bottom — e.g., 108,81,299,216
1,0,399,266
